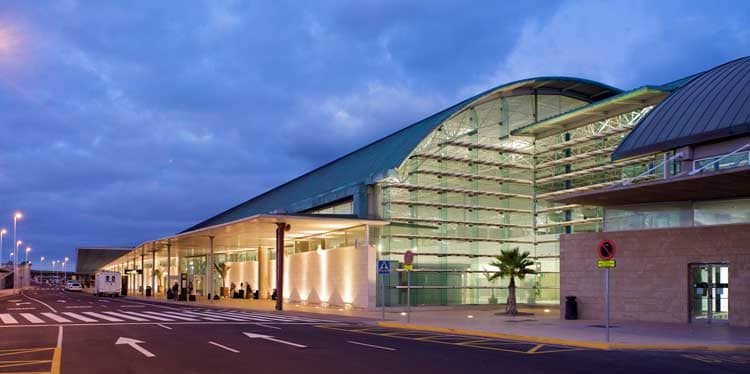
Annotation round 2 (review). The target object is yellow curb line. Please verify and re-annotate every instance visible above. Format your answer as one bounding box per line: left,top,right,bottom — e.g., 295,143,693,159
377,322,750,352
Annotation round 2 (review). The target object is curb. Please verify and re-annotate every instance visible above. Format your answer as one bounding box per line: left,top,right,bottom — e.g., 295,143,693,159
376,321,750,352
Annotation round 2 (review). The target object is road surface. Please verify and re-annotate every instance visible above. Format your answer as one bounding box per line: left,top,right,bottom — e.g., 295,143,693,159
0,285,747,373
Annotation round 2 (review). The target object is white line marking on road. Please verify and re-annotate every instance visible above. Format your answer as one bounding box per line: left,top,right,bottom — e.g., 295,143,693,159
22,291,58,313
42,313,72,323
116,337,155,358
8,299,22,302
120,305,144,308
174,311,223,321
20,313,45,324
83,312,123,322
0,313,18,324
191,311,246,321
62,312,98,322
16,302,31,305
8,307,37,311
56,300,67,303
65,305,92,309
118,298,183,311
103,311,148,321
144,311,197,321
243,332,307,348
209,341,240,353
118,310,172,322
256,323,281,330
347,341,396,351
156,324,172,330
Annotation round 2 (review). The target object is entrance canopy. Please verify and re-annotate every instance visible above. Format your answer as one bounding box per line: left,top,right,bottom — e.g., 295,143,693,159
109,214,388,262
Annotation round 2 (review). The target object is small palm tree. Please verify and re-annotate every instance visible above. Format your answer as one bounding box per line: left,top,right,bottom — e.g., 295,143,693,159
488,248,536,315
214,262,231,296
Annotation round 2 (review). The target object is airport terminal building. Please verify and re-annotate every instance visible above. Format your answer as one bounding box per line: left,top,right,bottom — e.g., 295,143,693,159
95,57,749,324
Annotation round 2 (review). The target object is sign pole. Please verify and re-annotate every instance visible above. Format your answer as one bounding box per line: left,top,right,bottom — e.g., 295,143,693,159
381,272,385,320
605,268,610,342
407,270,411,323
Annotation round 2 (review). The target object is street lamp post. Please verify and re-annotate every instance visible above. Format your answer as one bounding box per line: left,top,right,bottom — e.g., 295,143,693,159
63,257,69,283
25,247,30,265
51,260,57,285
0,228,6,268
12,212,22,289
40,256,45,282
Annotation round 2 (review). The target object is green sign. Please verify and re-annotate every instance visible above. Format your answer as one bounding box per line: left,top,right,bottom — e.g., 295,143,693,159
597,260,616,269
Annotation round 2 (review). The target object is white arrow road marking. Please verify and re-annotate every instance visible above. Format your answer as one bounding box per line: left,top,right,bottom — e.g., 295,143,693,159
116,337,155,358
243,332,307,348
16,302,31,306
56,300,67,303
209,341,239,353
347,341,396,351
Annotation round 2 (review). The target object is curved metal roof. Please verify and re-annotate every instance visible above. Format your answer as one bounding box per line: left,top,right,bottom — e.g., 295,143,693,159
612,56,750,160
182,77,619,233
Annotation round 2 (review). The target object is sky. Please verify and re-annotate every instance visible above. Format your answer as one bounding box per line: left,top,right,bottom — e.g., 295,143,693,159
0,0,748,269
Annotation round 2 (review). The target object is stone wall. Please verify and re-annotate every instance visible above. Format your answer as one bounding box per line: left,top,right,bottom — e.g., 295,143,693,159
559,223,750,326
283,245,375,309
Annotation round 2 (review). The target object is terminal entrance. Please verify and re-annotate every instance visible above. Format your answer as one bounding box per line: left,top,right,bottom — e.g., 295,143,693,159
689,264,729,323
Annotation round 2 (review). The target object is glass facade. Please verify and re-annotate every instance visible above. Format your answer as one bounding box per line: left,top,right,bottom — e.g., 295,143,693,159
304,199,354,215
605,198,750,231
378,93,659,306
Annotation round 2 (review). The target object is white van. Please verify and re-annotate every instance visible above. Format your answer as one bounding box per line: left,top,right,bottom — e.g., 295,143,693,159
95,271,121,297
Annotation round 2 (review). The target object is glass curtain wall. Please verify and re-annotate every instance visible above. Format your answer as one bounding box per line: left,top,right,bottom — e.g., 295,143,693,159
380,92,658,306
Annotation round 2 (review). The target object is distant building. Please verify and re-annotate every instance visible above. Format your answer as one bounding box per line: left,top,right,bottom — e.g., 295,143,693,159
76,247,132,276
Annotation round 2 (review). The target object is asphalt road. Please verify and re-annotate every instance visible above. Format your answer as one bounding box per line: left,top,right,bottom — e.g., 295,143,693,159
1,285,748,374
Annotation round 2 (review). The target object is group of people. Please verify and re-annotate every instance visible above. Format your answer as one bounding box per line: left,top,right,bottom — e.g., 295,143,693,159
230,281,255,299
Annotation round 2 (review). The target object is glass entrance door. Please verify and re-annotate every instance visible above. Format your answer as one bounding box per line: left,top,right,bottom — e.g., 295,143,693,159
689,264,729,323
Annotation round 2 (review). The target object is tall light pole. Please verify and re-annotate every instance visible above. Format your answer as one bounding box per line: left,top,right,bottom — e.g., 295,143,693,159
52,260,57,285
63,257,69,282
40,256,45,282
14,240,21,287
25,247,31,265
12,212,22,289
0,228,6,268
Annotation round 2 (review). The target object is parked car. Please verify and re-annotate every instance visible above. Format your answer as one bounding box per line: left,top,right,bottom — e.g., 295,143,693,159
65,281,83,292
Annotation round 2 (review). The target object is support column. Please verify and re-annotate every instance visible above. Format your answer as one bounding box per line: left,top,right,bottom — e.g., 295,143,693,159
151,242,156,296
208,236,215,302
140,250,145,296
258,246,267,299
275,223,289,311
167,240,171,300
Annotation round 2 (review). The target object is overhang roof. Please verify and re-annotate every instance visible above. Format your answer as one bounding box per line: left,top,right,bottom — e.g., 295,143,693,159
612,56,750,160
106,214,389,267
550,166,750,206
512,86,671,138
183,77,620,233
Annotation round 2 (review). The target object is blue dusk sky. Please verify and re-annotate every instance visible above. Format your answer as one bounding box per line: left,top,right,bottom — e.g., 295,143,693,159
0,0,748,268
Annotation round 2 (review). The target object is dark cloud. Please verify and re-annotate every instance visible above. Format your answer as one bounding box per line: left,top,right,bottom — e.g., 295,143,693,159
0,0,747,267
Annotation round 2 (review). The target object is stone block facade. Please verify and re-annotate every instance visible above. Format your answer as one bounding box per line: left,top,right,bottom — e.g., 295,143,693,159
559,223,750,327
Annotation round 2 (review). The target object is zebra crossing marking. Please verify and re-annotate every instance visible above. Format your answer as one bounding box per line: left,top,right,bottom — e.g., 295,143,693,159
42,313,72,323
63,312,98,322
120,310,171,321
144,311,198,321
83,312,123,322
103,311,149,322
20,313,45,324
0,313,18,324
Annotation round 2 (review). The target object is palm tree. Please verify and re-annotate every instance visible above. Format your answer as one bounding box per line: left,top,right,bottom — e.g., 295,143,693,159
214,262,231,297
488,248,536,315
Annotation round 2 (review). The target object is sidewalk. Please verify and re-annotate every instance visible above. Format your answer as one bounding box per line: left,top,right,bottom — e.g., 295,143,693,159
122,293,750,351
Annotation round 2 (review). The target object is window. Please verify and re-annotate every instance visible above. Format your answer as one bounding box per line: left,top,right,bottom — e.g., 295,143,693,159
304,199,354,215
694,198,750,226
693,151,750,173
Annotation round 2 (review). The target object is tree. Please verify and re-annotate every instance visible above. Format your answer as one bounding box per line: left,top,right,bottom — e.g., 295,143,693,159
214,262,231,297
488,248,537,315
153,268,162,293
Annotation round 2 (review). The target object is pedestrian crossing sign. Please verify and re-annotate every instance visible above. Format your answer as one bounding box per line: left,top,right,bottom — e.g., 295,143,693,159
377,260,391,274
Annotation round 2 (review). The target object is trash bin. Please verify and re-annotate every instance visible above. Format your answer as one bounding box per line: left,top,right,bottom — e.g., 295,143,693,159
146,286,152,297
565,296,578,320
